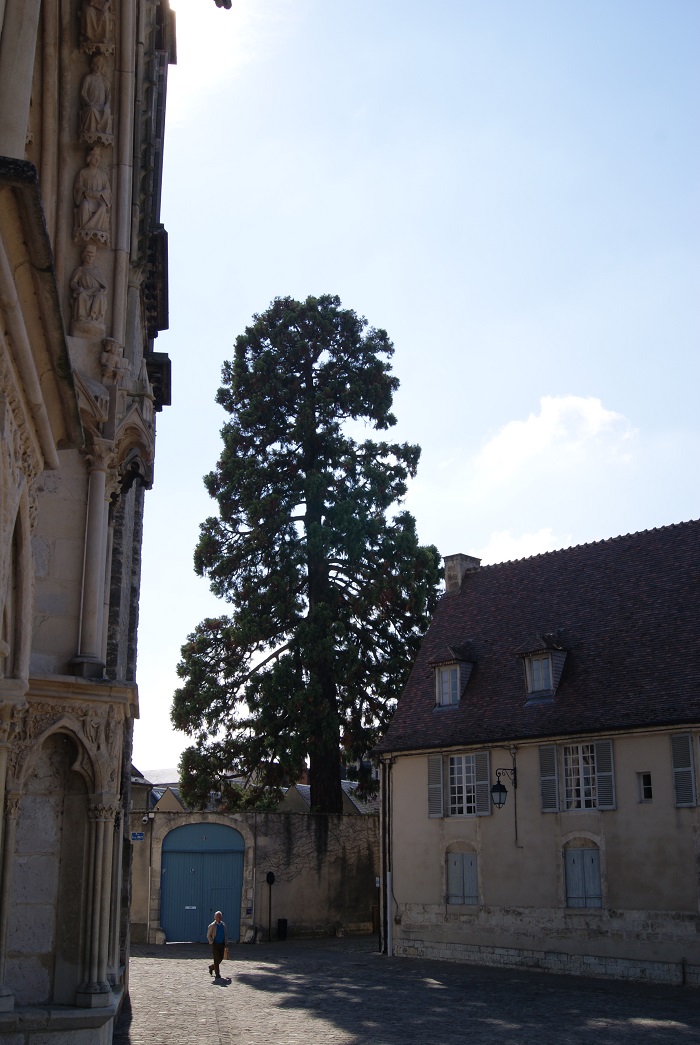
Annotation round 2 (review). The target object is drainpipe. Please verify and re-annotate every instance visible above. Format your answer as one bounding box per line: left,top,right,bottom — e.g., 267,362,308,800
381,756,394,957
251,812,257,935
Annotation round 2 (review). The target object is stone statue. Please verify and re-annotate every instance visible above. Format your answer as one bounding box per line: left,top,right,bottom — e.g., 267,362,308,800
80,55,113,145
74,147,111,244
100,339,130,386
80,0,114,54
70,244,108,337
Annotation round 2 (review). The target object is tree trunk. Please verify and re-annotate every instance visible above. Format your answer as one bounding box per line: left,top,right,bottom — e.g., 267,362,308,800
309,745,343,814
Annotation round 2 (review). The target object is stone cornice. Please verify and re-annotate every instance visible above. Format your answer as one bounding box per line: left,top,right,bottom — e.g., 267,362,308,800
28,673,137,711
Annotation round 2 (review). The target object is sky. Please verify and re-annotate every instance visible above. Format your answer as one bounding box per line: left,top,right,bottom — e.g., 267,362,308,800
133,0,700,771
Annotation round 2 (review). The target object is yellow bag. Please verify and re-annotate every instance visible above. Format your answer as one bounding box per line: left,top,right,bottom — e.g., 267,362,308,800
223,946,229,960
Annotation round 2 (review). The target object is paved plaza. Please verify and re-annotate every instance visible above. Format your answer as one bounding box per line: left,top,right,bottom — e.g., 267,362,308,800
114,935,699,1045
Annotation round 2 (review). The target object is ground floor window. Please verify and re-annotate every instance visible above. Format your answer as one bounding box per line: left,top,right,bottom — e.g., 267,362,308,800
446,850,478,904
564,845,602,908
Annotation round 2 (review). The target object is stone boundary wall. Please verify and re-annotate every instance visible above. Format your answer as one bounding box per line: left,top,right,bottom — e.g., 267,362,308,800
131,810,379,944
393,937,700,987
391,900,700,987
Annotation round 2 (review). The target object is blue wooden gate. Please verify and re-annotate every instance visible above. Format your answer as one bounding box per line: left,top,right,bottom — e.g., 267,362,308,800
160,823,245,942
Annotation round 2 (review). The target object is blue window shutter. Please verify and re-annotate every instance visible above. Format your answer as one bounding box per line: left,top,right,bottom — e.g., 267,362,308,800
447,853,463,902
474,751,491,815
594,740,615,809
447,852,478,904
428,755,444,817
539,745,559,812
671,734,696,807
463,853,478,904
565,848,585,907
582,848,602,907
565,847,602,907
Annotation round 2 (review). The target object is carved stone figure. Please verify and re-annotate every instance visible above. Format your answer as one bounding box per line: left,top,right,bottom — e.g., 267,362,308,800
100,339,130,385
74,147,111,243
80,56,113,145
70,244,108,337
80,0,115,54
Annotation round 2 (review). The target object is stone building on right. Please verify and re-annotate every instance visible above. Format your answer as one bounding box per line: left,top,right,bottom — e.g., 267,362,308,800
377,520,700,985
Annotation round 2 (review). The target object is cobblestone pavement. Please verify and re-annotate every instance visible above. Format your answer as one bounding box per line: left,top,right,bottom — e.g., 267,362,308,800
114,936,699,1045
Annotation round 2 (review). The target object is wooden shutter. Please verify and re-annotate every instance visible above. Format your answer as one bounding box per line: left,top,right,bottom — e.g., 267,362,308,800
539,745,559,812
462,852,478,904
671,734,696,807
428,754,444,817
594,740,615,810
447,852,478,904
582,848,602,907
565,846,601,908
565,848,585,908
446,852,463,903
474,751,491,815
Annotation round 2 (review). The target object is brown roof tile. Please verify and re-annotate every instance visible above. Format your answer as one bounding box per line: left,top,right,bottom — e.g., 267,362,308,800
378,520,700,753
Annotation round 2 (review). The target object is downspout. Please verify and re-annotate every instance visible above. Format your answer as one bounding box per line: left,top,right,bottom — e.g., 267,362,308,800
251,811,257,936
381,756,393,957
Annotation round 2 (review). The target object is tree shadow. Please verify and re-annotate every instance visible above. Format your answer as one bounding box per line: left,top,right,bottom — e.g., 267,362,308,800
122,939,698,1045
231,949,698,1044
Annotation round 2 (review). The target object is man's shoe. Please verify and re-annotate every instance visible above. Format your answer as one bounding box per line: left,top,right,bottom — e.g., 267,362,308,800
209,964,214,976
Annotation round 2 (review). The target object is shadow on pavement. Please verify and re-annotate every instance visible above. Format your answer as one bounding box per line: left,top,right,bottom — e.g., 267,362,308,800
117,936,698,1045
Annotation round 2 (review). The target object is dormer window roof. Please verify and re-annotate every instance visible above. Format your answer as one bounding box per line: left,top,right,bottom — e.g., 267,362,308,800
430,644,475,708
514,633,567,703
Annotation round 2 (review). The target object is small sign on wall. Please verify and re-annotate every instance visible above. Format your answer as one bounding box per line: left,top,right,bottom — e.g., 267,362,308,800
131,831,145,841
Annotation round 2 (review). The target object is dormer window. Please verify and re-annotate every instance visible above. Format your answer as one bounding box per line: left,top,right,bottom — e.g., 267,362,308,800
515,633,567,703
526,653,552,694
431,643,475,708
436,665,460,706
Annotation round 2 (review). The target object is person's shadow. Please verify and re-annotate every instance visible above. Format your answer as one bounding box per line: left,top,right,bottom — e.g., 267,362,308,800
212,976,233,987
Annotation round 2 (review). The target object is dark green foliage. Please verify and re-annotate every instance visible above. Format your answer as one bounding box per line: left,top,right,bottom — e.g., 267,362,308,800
172,295,442,812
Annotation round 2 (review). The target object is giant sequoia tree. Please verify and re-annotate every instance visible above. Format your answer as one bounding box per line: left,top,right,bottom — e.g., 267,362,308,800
172,295,441,813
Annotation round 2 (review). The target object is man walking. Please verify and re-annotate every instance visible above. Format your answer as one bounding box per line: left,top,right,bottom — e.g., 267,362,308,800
207,910,227,979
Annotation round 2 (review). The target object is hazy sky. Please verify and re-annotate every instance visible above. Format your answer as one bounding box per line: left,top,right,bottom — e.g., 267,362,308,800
133,0,699,770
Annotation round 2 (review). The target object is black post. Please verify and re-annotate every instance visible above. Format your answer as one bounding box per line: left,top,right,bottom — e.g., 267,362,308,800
266,871,275,942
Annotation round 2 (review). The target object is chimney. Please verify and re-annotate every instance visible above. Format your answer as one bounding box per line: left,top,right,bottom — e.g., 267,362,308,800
443,553,481,593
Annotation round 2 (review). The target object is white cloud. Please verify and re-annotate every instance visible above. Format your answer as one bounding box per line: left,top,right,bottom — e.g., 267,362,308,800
475,395,635,485
471,527,574,566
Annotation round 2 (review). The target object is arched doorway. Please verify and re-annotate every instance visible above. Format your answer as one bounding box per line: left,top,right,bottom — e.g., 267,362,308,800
160,823,245,942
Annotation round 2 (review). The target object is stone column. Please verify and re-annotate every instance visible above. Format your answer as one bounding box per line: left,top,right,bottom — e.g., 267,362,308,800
76,799,117,1007
0,693,24,883
0,0,42,158
72,440,113,678
0,791,20,1011
107,809,123,984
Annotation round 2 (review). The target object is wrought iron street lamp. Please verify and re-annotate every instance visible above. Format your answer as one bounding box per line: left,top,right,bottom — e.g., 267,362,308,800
491,763,517,808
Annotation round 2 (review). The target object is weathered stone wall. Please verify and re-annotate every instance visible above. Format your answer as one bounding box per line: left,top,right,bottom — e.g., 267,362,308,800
253,812,379,938
130,809,379,944
392,903,700,986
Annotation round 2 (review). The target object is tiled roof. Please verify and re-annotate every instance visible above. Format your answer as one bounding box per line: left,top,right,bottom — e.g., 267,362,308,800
378,520,700,753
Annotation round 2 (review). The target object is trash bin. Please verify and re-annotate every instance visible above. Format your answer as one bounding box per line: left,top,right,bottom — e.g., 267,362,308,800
277,918,287,941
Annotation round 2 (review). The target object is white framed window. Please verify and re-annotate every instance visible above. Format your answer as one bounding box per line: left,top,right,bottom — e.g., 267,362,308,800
564,845,602,908
427,752,491,818
563,741,615,810
539,741,615,812
525,653,552,694
436,665,459,706
637,771,653,803
449,753,490,816
447,850,478,905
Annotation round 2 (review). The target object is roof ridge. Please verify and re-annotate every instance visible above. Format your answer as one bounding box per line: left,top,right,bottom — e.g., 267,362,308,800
468,518,700,570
